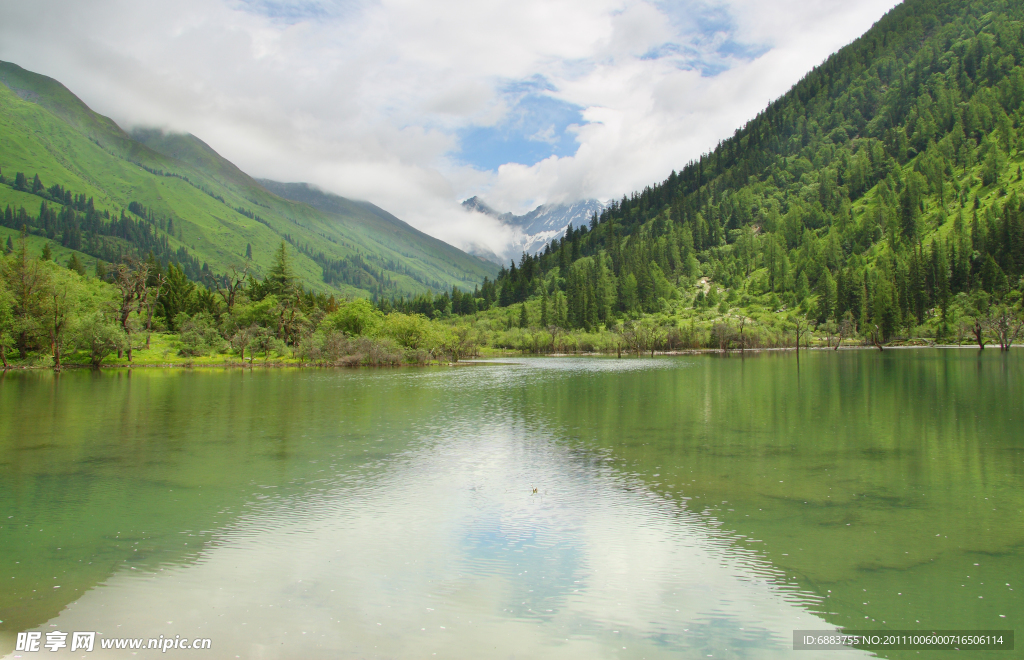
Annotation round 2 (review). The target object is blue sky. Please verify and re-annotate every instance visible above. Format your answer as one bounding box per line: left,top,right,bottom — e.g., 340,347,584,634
448,0,772,172
455,84,586,170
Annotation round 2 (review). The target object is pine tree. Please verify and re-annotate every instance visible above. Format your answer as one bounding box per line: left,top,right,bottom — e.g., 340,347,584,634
816,270,837,322
246,243,253,260
3,236,12,255
41,243,51,261
67,253,85,276
160,263,196,329
266,241,295,296
519,303,528,329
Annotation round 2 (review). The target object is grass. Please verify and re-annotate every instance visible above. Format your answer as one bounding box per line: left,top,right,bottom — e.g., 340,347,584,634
0,225,95,268
4,332,297,370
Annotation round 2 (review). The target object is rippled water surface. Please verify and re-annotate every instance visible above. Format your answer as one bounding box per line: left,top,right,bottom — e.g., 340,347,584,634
0,350,1021,658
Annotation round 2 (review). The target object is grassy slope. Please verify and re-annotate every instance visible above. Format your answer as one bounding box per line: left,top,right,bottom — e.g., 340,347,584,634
255,179,491,280
0,61,497,296
131,130,498,289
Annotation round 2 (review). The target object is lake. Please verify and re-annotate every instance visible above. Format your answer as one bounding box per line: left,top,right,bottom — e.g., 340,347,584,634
0,350,1021,658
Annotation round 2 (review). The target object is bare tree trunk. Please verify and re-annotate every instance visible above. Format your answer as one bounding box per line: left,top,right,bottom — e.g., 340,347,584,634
973,320,985,350
0,345,7,369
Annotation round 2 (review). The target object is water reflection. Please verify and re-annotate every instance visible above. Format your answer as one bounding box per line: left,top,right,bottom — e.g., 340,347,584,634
2,351,1020,658
23,422,857,659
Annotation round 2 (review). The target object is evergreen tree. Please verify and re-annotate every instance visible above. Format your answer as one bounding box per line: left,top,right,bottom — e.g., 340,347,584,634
816,270,837,323
40,243,51,261
266,241,295,296
67,253,86,276
160,263,196,330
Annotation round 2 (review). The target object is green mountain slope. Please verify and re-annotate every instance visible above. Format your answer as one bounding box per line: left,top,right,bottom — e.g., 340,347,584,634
0,61,497,297
477,0,1024,345
255,179,483,279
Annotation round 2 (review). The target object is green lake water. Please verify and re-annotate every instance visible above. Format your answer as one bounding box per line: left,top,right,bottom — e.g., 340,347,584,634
0,350,1021,658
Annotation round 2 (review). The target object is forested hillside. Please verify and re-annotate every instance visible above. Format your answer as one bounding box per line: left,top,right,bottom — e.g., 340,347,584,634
435,0,1024,350
4,0,1024,372
0,61,497,299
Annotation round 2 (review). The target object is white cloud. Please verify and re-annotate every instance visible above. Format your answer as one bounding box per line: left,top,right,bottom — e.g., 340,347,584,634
0,0,901,256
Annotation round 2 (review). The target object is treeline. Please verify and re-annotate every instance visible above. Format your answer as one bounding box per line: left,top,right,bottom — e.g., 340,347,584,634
0,165,475,307
0,168,220,287
0,237,486,370
430,0,1024,347
378,278,498,317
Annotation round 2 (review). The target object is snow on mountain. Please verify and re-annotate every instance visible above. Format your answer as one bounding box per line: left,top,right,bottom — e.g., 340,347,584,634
461,196,606,263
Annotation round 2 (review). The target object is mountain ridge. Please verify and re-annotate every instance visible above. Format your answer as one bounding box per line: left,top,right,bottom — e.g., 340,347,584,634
0,61,498,297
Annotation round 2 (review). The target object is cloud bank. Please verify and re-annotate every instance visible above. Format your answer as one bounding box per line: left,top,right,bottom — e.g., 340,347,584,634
0,0,901,255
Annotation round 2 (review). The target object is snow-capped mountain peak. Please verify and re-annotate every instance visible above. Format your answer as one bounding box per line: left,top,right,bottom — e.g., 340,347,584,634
461,197,606,262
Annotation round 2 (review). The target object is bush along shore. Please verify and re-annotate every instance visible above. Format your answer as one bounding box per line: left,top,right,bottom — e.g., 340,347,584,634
0,234,1020,372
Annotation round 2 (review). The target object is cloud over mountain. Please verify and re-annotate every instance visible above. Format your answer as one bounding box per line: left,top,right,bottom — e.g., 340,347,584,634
0,0,900,258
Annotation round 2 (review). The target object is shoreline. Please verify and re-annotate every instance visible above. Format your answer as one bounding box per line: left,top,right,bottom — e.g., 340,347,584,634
1,342,1018,372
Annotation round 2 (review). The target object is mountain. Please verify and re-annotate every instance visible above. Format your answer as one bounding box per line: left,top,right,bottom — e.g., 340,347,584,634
0,61,498,298
255,179,495,282
462,196,606,260
470,0,1024,342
